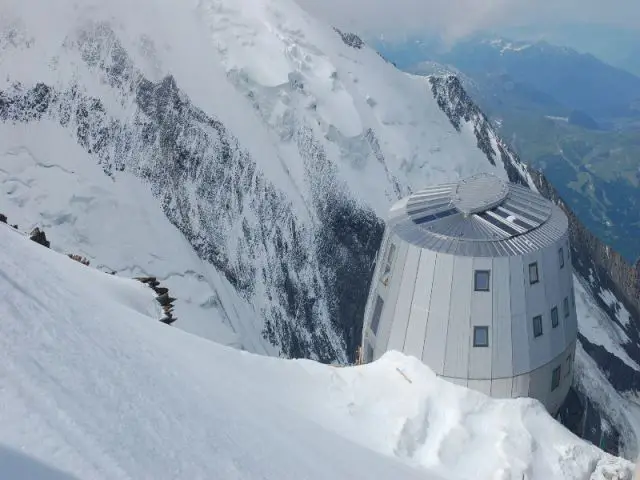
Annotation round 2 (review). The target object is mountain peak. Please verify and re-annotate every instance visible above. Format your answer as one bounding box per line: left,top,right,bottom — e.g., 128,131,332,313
485,37,533,54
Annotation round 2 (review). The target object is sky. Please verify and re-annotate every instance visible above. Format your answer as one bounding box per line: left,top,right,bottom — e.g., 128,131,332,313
294,0,640,42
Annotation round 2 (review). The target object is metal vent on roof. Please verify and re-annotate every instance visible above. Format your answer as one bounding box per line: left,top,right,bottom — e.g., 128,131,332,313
452,174,509,215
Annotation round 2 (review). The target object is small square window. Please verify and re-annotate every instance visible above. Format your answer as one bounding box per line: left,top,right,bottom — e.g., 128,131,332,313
473,326,489,347
371,296,384,335
529,262,539,284
533,315,543,338
563,297,570,318
565,354,572,378
559,248,565,269
381,244,396,285
551,366,561,391
551,306,559,328
366,344,374,363
384,244,396,270
474,270,491,292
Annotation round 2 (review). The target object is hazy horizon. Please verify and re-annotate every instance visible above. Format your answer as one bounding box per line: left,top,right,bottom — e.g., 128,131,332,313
294,0,640,44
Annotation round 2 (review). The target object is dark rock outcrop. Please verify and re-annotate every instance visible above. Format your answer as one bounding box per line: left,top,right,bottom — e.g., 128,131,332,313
68,254,90,266
135,276,178,325
155,292,176,307
29,227,50,248
578,333,640,393
153,286,169,296
0,214,6,223
333,28,364,49
160,315,177,325
559,387,621,456
135,276,157,284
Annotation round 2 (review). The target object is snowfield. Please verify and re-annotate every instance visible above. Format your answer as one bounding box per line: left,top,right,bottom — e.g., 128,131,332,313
1,0,517,360
575,279,640,372
0,224,635,479
0,120,268,355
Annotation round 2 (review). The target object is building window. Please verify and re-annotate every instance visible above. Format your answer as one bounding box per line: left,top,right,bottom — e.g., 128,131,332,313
371,296,384,335
529,262,539,285
563,297,570,318
565,354,572,378
473,326,489,347
384,244,396,272
551,366,561,391
571,288,575,308
474,270,491,292
381,243,396,285
366,344,374,363
533,315,543,338
559,247,565,269
551,306,559,328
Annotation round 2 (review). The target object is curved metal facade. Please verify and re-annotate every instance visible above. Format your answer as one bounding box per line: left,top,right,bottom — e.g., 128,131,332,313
362,174,577,415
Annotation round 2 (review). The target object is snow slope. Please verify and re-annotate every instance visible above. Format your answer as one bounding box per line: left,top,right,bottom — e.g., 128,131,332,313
572,279,640,458
576,279,640,372
0,225,635,480
0,120,270,355
0,0,519,360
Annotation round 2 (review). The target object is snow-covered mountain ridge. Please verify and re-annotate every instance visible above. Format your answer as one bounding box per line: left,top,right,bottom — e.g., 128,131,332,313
1,0,518,363
1,0,638,462
0,223,635,479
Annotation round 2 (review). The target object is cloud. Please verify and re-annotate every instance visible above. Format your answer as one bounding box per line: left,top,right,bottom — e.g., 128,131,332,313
294,0,640,42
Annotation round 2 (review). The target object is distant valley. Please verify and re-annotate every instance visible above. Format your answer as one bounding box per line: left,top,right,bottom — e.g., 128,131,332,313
376,35,640,263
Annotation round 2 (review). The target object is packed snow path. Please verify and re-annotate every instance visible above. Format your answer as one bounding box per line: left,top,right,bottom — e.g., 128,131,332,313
0,226,634,479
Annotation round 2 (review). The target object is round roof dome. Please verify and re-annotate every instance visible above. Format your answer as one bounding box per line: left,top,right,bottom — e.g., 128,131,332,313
452,174,510,215
389,173,567,257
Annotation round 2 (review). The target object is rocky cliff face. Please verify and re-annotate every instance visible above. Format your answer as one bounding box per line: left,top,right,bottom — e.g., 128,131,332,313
0,24,386,363
2,1,516,366
429,75,530,186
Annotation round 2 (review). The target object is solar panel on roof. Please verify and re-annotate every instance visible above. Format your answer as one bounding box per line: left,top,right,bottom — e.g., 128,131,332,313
477,212,520,237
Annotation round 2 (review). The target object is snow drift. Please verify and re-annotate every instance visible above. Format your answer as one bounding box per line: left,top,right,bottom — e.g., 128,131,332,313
0,220,635,479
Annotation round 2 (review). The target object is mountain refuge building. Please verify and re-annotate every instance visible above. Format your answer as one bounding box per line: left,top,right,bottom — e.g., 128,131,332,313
361,173,577,414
